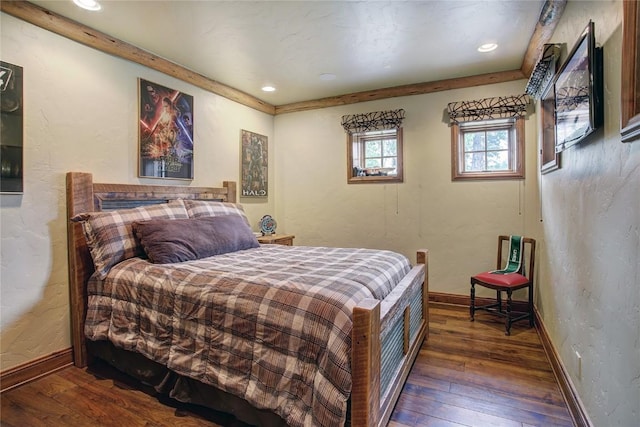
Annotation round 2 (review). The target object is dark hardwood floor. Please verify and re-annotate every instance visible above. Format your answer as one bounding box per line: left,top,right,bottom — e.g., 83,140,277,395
0,303,574,427
389,304,573,427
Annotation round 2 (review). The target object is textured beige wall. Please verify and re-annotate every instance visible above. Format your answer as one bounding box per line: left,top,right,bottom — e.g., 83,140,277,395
2,3,638,425
535,1,640,426
273,81,541,297
0,13,274,370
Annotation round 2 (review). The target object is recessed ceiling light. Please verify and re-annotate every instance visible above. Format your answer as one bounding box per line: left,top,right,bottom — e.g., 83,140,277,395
319,73,336,81
478,43,498,53
73,0,101,11
261,86,276,92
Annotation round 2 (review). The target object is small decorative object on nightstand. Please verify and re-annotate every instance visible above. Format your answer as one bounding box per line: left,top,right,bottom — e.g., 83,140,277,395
257,234,295,246
259,214,277,236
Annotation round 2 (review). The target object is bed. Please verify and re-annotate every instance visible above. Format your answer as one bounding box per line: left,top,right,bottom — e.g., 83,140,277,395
66,171,428,427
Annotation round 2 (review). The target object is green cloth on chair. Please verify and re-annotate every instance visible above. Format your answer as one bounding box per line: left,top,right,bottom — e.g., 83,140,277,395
491,235,523,275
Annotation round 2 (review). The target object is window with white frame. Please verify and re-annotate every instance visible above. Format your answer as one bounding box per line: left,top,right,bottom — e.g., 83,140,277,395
349,129,402,181
451,117,524,180
447,95,529,181
342,109,405,184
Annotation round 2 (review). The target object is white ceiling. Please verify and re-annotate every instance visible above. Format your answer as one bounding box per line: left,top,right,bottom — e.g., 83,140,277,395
28,0,545,106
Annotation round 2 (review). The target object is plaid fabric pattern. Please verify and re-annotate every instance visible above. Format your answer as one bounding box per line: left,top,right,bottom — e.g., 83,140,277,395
73,199,188,279
183,199,250,225
86,245,411,427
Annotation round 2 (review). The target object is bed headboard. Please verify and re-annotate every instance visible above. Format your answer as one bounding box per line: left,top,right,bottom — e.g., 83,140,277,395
66,172,237,367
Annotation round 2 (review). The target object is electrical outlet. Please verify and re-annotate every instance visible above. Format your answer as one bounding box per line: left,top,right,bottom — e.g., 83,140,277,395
575,351,582,380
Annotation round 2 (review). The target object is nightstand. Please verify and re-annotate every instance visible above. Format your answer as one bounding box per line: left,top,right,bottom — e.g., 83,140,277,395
257,234,295,246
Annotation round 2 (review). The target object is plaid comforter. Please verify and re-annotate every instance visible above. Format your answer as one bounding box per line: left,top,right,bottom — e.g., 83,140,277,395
85,245,412,427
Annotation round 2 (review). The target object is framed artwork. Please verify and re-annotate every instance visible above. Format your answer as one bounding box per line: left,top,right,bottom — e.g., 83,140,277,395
540,81,561,174
554,21,604,152
621,0,640,142
138,78,194,179
0,61,24,193
524,43,561,173
240,129,268,197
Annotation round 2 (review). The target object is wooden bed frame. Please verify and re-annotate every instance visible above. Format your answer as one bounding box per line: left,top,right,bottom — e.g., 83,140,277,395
66,171,428,427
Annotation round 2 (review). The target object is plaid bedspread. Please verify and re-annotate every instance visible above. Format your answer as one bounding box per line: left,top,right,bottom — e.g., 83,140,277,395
85,245,412,426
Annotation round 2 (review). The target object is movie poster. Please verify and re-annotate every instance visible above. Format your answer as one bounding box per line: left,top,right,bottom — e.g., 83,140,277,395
1,61,24,193
139,79,193,179
241,130,268,197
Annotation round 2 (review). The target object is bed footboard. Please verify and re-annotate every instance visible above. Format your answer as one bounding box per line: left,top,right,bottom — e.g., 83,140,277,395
351,250,429,427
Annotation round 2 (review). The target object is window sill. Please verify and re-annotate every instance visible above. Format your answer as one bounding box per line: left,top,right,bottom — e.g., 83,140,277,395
452,171,524,181
348,175,403,184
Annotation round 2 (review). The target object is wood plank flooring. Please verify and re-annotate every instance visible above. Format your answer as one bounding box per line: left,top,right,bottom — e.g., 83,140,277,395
0,303,574,427
389,303,573,427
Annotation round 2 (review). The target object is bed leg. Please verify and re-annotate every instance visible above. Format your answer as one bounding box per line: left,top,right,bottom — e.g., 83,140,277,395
66,172,95,368
417,249,429,341
351,298,380,427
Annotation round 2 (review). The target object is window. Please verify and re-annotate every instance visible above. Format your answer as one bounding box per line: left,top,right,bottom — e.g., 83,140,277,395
451,117,524,180
348,128,403,183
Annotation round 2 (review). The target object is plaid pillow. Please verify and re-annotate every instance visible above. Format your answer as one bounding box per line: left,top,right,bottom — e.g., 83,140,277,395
183,199,250,225
72,199,188,279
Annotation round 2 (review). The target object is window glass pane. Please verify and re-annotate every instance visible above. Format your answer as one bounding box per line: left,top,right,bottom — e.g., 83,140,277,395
352,144,360,165
486,129,509,150
464,132,485,151
365,140,381,157
365,159,381,168
382,139,397,156
382,157,396,168
486,150,509,170
465,152,485,171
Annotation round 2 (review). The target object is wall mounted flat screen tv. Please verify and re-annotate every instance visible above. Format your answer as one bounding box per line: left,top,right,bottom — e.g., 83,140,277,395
554,21,604,152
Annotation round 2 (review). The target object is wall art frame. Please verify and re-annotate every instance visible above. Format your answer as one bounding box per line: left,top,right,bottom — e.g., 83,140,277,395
240,129,268,197
0,61,24,193
138,78,194,180
540,79,561,174
525,43,561,174
621,0,640,142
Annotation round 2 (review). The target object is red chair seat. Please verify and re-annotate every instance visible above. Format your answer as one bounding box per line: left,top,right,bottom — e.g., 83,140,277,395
472,271,529,287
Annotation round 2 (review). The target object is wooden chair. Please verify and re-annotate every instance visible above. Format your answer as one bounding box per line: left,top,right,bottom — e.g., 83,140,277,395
470,235,536,335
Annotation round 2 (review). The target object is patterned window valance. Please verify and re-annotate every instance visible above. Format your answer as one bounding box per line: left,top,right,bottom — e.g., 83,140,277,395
341,109,405,134
447,95,530,125
525,44,561,99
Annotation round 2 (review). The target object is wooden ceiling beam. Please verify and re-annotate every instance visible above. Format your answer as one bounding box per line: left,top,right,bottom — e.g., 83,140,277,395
2,0,564,115
275,70,526,115
0,1,276,115
521,0,567,77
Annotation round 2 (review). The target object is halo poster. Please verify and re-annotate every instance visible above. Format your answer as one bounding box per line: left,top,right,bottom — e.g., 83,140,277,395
241,130,268,197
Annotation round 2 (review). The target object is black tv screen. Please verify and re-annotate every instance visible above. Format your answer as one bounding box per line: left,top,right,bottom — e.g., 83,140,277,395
554,21,604,152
